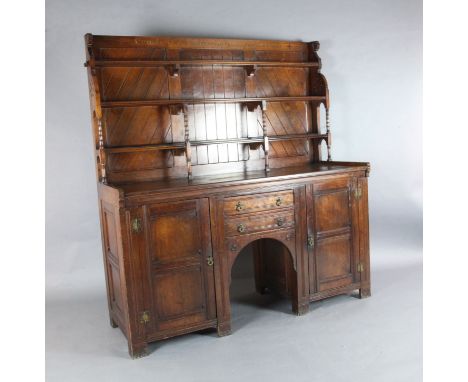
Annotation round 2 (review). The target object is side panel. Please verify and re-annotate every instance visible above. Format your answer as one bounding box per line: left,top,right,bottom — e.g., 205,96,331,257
101,202,125,323
98,185,131,338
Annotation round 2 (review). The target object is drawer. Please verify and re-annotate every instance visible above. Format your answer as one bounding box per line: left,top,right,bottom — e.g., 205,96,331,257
224,209,295,237
224,190,294,216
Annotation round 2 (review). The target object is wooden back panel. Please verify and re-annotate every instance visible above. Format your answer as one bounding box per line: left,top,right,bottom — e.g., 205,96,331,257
85,35,329,183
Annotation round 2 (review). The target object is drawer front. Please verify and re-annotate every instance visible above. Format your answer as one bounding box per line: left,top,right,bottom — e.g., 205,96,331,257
224,190,294,216
224,209,295,237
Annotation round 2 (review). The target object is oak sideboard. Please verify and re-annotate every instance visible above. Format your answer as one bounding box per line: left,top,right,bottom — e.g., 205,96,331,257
84,34,371,358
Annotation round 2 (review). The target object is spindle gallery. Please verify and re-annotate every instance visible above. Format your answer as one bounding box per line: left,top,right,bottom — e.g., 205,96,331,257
84,35,371,358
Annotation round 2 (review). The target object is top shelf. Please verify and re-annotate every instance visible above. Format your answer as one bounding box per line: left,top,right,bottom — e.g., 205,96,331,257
92,59,319,68
101,96,326,108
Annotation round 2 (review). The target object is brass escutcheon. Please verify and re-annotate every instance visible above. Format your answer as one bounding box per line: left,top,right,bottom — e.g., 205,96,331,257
276,217,284,226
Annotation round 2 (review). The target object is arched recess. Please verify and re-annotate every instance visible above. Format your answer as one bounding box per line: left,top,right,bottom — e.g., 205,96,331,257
217,230,308,336
227,237,295,278
226,236,297,297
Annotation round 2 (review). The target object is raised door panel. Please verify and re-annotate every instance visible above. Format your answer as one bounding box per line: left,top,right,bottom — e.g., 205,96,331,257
307,178,359,294
315,234,353,291
145,199,216,334
150,207,201,264
314,189,350,233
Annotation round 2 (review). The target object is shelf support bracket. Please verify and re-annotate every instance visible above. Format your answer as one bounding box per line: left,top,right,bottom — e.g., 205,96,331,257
245,65,257,77
166,64,180,78
244,101,262,112
169,103,184,115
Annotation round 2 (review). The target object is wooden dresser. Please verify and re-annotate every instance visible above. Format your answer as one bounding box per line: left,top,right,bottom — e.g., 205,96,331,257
84,34,371,358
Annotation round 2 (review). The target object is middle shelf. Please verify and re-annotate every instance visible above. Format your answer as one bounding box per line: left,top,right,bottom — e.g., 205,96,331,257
100,96,326,108
103,133,329,154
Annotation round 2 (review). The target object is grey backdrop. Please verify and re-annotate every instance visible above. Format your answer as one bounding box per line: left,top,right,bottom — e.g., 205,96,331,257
46,0,422,380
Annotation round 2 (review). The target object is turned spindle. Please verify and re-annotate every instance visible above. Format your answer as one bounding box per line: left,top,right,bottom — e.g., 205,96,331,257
97,118,107,183
261,100,270,172
183,106,192,179
326,107,331,161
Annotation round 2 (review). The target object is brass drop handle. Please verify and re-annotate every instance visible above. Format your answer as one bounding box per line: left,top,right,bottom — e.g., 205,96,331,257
237,223,246,233
307,236,314,248
235,201,243,211
276,197,282,206
276,217,285,227
207,256,214,266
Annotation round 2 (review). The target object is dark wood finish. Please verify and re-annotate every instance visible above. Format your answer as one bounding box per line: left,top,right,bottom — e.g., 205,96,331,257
84,35,371,358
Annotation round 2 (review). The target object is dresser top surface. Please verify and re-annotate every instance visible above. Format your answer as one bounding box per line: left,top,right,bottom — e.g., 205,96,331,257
110,162,369,197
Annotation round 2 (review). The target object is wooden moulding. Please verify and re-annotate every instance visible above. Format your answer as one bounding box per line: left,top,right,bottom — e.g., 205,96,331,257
88,34,311,52
92,59,320,68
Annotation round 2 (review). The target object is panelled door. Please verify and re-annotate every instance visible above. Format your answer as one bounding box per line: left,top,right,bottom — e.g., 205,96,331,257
144,198,216,334
306,177,360,294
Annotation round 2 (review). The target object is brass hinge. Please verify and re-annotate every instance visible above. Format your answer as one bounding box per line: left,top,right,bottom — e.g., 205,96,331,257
357,263,365,273
140,311,150,324
131,217,143,234
354,186,362,200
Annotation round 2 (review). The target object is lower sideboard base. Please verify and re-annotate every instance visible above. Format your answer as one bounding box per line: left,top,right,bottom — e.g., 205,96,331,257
309,282,363,302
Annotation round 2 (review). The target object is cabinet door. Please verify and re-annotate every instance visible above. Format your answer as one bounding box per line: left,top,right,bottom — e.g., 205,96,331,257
307,178,360,294
145,199,216,334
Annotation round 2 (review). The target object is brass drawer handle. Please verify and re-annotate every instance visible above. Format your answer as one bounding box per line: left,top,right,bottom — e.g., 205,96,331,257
207,256,214,266
276,197,282,206
235,201,243,211
276,217,285,227
237,223,246,233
